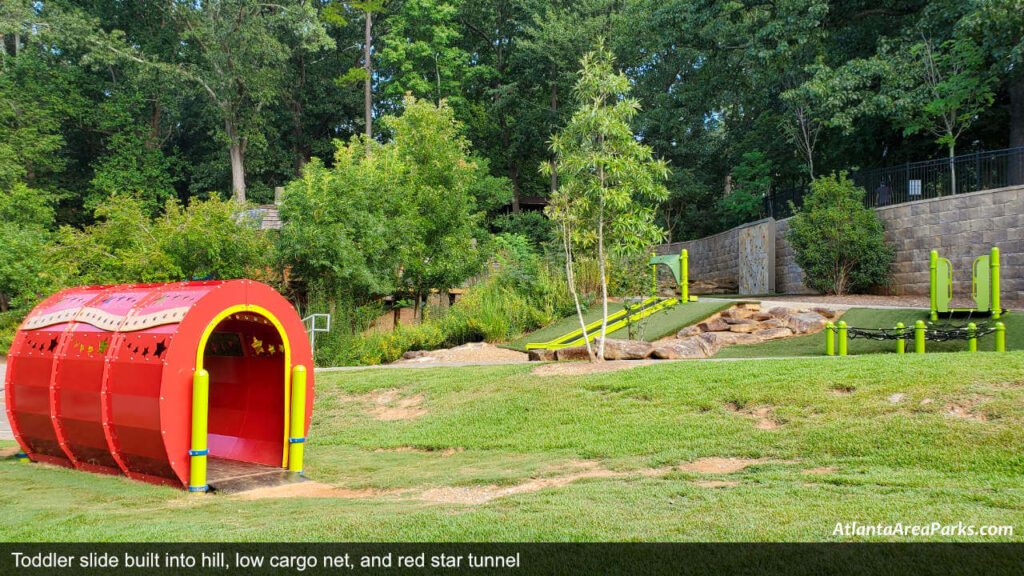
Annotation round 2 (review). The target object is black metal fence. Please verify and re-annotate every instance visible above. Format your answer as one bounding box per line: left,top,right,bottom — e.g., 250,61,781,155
764,146,1024,219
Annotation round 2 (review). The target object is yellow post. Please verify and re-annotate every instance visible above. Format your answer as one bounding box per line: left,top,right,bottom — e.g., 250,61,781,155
680,249,689,303
990,247,1000,319
288,365,307,474
189,369,210,492
16,452,29,462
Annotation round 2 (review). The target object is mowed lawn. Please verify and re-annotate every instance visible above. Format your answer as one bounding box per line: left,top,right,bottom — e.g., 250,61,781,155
2,351,1023,542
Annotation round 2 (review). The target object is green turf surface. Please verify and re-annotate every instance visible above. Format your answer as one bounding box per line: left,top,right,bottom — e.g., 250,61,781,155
502,300,731,351
3,351,1023,541
716,308,1022,358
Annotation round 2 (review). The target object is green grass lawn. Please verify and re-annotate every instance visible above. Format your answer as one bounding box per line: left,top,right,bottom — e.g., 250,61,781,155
502,300,731,351
3,351,1023,542
717,309,1023,358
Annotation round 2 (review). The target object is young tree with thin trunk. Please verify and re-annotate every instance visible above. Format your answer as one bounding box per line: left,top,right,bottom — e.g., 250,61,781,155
545,44,669,361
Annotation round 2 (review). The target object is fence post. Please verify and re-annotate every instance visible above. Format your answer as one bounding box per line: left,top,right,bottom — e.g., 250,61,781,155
680,249,689,302
825,322,835,356
995,322,1006,352
895,322,905,354
914,321,926,354
968,323,977,352
837,321,848,356
975,150,981,192
929,250,939,321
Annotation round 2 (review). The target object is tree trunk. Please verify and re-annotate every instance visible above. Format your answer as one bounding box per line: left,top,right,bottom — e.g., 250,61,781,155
226,120,246,202
561,215,596,361
364,10,373,140
948,143,956,196
549,80,558,194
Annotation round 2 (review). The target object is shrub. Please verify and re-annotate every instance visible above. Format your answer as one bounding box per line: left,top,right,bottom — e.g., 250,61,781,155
786,173,895,295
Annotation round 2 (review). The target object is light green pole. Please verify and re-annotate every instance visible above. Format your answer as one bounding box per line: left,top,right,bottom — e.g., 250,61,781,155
967,323,977,352
914,321,926,354
895,322,905,354
825,322,835,356
990,247,1000,319
650,264,657,298
680,249,689,302
837,321,848,356
929,250,939,321
995,322,1006,352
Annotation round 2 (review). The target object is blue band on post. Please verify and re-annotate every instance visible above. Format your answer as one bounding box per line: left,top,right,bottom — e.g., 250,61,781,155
16,452,28,459
188,485,209,492
188,449,209,456
289,437,305,444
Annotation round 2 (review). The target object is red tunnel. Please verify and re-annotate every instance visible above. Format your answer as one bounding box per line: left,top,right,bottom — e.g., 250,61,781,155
4,280,315,489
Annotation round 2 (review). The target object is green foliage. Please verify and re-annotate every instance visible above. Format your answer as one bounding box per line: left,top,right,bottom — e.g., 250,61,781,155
55,194,273,286
317,235,573,366
378,0,467,107
0,183,60,311
490,211,556,248
279,96,503,303
546,42,669,358
716,151,770,229
786,173,895,295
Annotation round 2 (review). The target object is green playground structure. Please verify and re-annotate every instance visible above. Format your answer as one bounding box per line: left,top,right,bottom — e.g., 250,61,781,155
929,247,1002,321
525,250,695,351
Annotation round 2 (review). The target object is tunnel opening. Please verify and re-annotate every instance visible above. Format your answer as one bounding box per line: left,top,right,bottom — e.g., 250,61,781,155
201,312,298,492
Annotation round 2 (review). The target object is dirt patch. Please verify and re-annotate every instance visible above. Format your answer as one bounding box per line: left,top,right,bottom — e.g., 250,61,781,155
831,386,855,396
0,446,20,458
802,467,836,475
233,482,392,501
677,457,773,474
531,360,653,377
691,480,740,488
396,342,528,364
724,403,780,430
945,400,989,422
417,467,621,505
375,446,464,457
339,389,428,420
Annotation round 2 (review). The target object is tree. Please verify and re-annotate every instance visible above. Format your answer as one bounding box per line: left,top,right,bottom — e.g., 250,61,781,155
786,173,894,295
279,95,507,312
384,96,507,315
898,36,996,193
160,0,334,201
546,44,669,361
0,183,60,313
378,0,467,107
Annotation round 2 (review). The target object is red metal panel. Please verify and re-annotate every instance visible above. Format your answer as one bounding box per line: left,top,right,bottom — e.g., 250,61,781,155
7,279,315,490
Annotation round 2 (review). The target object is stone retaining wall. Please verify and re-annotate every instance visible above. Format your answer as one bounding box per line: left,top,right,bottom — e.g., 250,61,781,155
656,184,1024,299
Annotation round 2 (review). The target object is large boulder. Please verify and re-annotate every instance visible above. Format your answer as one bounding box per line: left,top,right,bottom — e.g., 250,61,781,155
768,307,798,318
786,312,829,334
812,307,839,319
723,317,758,326
760,317,786,329
720,308,753,320
528,348,557,362
729,323,760,334
751,312,773,321
676,325,703,338
600,339,654,360
697,318,730,332
651,339,709,359
753,327,793,341
696,331,758,355
402,350,430,360
736,302,761,312
556,345,592,361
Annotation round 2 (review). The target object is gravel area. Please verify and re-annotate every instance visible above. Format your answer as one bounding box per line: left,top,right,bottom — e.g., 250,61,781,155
394,342,528,364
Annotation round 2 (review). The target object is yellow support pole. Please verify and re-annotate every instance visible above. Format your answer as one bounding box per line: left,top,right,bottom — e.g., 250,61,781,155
189,369,210,493
825,322,835,356
680,249,689,303
288,365,307,474
991,247,1000,319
